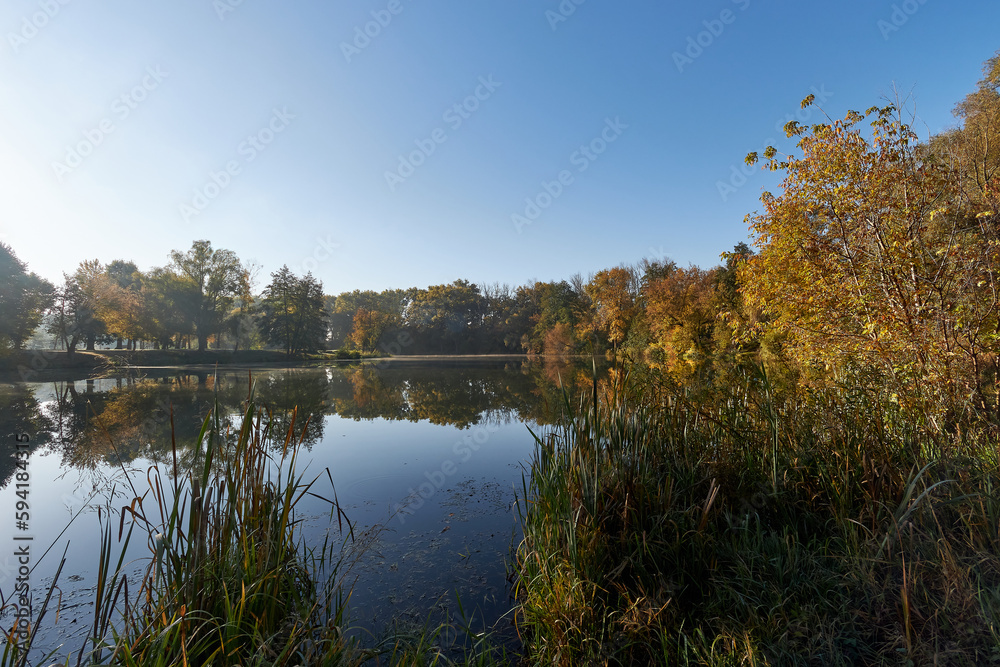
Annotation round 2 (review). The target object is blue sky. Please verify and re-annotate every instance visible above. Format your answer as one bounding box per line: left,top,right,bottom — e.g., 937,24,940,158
1,1,998,294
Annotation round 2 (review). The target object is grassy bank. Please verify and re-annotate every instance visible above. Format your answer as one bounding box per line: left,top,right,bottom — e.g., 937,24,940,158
517,368,1000,665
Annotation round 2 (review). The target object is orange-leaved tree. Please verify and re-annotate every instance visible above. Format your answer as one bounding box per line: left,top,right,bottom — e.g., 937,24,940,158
585,266,639,354
644,265,718,378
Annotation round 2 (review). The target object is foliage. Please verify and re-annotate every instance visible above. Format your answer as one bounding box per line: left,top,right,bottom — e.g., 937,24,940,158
348,306,398,353
139,266,198,349
927,49,1000,208
740,99,1000,421
585,266,639,352
406,280,486,353
170,240,248,351
48,269,104,353
644,265,718,378
258,265,326,355
90,261,145,348
0,243,53,353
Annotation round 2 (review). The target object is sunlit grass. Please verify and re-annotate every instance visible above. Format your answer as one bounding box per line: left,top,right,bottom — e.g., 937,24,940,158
516,366,1000,665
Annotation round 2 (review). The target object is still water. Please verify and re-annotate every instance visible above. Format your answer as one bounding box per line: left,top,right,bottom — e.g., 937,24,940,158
0,357,600,661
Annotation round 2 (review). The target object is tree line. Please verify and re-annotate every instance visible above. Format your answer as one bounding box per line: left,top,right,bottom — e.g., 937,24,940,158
0,233,749,362
3,49,998,421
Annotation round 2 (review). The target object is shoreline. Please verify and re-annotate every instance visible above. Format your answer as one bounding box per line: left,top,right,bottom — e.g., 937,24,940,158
0,350,569,382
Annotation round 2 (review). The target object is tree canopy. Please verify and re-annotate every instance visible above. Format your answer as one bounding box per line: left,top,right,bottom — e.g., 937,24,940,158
259,266,326,356
0,243,53,353
170,240,248,352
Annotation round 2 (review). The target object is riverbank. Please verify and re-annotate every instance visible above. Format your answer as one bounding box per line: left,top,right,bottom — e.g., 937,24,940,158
0,350,547,382
0,349,335,381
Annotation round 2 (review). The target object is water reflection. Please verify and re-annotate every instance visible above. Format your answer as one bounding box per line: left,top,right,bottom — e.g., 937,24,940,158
0,357,606,658
0,384,53,487
2,358,603,484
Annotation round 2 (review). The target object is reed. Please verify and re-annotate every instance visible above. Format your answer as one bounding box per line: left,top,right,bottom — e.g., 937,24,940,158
516,366,1000,665
71,381,355,666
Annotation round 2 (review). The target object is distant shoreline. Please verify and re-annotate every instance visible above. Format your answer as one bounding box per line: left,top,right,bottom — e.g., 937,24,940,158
0,350,558,382
0,349,302,381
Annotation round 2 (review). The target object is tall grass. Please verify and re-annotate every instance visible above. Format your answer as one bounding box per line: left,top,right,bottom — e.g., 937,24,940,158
516,366,1000,665
82,382,357,666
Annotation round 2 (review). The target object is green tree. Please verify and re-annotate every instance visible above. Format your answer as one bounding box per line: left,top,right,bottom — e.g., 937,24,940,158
259,266,326,355
49,273,100,354
0,243,53,353
139,267,197,349
406,280,484,353
169,240,246,351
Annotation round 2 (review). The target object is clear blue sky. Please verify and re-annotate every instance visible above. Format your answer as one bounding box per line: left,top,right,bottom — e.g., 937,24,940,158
1,1,997,294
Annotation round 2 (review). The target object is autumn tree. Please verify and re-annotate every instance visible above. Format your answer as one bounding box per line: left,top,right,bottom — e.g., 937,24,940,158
740,96,1000,418
92,260,145,349
927,50,1000,208
513,281,589,355
328,289,411,349
0,243,53,353
585,266,640,354
349,307,397,353
645,266,718,378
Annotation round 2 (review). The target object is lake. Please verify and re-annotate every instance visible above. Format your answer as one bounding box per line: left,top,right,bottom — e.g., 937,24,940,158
0,357,602,662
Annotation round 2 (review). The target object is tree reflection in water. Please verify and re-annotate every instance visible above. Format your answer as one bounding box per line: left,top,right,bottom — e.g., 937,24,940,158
1,359,608,483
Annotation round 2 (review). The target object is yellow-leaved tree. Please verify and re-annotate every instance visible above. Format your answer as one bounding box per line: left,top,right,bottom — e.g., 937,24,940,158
739,96,1000,421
